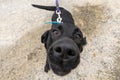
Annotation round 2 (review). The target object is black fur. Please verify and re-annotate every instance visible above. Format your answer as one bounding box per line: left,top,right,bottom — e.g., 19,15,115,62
32,4,87,76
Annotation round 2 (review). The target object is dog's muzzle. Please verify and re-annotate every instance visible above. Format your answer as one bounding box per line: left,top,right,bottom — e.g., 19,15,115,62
48,37,80,76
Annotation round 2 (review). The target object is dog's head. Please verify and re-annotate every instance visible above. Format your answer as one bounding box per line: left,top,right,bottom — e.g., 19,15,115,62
41,23,86,76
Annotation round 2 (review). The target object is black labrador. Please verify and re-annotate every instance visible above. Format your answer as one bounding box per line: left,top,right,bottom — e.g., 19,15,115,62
32,4,86,76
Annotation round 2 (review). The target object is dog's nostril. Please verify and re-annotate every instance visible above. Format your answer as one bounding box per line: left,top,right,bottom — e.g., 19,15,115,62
67,49,75,56
55,47,62,53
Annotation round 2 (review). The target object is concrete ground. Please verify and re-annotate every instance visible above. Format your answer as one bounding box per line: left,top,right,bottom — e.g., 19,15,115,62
0,0,120,80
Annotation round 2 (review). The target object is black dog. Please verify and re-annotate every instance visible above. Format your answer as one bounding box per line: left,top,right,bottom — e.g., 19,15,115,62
32,4,86,76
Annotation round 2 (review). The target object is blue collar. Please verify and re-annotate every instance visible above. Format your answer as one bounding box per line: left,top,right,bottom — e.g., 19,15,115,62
45,21,61,24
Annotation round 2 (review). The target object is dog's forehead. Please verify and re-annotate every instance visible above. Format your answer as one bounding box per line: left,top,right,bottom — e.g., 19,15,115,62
62,23,76,30
52,23,76,32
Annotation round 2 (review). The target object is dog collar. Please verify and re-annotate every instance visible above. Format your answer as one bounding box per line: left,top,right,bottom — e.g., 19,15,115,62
45,21,62,24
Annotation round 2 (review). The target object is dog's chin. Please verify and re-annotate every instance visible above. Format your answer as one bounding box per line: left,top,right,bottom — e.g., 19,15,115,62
49,57,80,76
53,70,70,76
50,63,71,76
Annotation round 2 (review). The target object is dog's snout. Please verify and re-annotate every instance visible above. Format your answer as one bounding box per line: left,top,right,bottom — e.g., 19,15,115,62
53,44,76,59
48,37,81,76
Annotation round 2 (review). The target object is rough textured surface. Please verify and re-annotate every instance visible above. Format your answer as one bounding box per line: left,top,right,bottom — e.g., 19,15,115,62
0,0,120,80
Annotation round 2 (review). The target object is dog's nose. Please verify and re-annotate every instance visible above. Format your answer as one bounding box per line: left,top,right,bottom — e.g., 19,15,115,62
53,45,76,59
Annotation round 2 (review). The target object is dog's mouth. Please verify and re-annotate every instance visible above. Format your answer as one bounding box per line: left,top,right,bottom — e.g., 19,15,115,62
50,62,71,76
49,48,80,76
49,54,80,76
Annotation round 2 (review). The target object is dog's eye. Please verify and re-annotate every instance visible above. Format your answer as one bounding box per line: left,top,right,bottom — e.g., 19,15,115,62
52,30,61,36
73,33,82,44
74,34,81,39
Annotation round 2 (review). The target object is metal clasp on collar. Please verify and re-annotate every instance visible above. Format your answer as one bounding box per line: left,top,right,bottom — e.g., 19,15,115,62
56,10,62,23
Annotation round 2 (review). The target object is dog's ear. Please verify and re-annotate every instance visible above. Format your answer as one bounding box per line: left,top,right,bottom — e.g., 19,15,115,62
82,37,87,46
41,30,49,43
79,37,87,52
